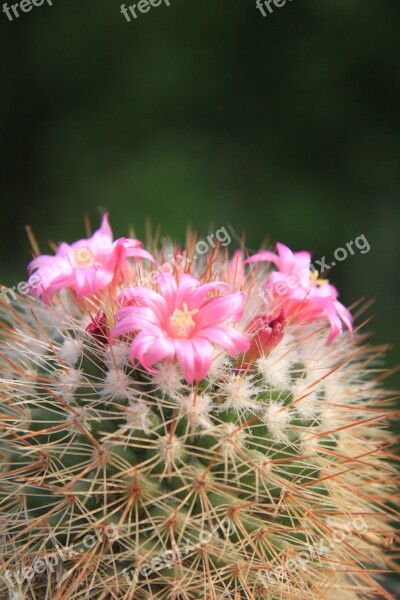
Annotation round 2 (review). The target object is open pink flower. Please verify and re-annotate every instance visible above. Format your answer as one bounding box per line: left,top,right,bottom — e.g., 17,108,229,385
28,214,155,300
246,242,353,344
111,272,250,383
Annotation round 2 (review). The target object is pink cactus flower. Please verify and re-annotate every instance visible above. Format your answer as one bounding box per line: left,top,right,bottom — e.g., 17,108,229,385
27,214,155,300
246,242,353,344
111,272,250,384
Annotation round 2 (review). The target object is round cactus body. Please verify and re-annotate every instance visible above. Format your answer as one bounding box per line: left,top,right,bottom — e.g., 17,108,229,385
0,217,397,600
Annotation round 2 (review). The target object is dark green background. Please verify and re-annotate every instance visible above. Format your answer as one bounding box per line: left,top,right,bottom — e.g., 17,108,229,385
1,0,399,384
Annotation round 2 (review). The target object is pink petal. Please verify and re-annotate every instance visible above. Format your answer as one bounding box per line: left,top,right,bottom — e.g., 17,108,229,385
117,287,168,322
84,214,113,253
115,305,162,329
275,242,296,264
246,244,311,277
194,292,246,330
174,274,203,308
174,338,213,383
28,254,68,273
245,250,279,265
275,243,311,275
73,266,114,297
130,332,175,372
156,272,178,312
325,311,344,345
334,300,353,333
188,280,229,308
197,326,250,356
265,272,310,301
190,337,214,381
55,243,72,259
100,213,112,239
28,256,74,300
228,250,246,288
111,309,162,341
123,240,157,264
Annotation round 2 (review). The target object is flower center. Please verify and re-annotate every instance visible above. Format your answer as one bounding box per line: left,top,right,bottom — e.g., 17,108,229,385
310,270,328,287
72,246,96,268
168,302,199,338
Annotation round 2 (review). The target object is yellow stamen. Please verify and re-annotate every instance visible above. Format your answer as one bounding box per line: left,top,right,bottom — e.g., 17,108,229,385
72,247,96,268
310,270,328,287
169,302,199,338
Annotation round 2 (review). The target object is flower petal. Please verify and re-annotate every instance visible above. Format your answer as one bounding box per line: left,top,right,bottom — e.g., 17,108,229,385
245,250,279,265
197,326,250,356
73,265,114,297
188,280,229,308
174,273,203,308
117,286,169,320
155,272,178,312
130,332,175,372
174,338,213,383
194,292,246,330
122,239,157,264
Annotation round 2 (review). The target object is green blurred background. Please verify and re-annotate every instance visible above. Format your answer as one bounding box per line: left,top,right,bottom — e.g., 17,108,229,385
0,0,399,384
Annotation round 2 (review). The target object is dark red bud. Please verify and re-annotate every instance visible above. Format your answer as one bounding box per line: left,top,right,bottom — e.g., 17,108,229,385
246,308,286,360
86,310,110,346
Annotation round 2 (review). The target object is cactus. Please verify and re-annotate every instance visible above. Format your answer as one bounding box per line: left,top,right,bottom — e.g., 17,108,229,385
0,218,398,600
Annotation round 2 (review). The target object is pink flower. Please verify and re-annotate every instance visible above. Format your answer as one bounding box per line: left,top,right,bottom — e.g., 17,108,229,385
246,243,353,344
28,215,155,299
111,272,250,384
246,308,287,360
